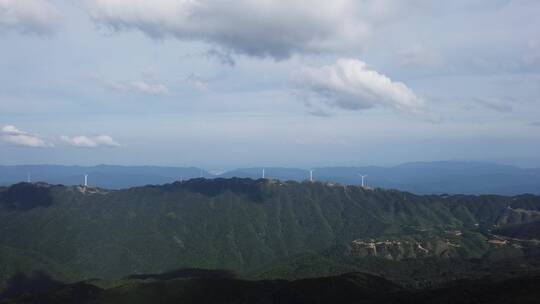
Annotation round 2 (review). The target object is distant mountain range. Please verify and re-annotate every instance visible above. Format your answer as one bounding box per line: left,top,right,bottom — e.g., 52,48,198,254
1,161,539,195
0,165,210,190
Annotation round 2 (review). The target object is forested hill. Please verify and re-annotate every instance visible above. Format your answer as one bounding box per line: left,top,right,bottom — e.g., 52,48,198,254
1,178,540,288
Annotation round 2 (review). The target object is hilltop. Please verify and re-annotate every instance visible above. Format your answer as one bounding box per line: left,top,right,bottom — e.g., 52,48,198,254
2,161,540,194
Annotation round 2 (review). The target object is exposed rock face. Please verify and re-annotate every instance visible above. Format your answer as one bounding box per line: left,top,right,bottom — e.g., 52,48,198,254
348,239,458,260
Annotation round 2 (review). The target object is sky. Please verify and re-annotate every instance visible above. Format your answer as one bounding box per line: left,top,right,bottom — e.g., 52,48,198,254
1,0,540,169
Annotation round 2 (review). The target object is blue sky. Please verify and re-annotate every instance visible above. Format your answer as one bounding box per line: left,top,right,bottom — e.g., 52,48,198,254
1,0,539,169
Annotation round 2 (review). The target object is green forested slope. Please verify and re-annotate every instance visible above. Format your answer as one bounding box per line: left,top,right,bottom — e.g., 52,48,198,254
1,179,539,285
492,220,540,240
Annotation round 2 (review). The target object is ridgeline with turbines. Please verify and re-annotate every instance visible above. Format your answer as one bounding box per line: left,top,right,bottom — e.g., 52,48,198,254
2,161,539,195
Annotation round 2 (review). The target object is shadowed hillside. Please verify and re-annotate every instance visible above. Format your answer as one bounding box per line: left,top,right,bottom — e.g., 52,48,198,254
5,272,540,304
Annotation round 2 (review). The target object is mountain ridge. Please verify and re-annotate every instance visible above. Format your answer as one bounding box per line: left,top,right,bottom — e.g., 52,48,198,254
1,179,540,284
2,161,539,195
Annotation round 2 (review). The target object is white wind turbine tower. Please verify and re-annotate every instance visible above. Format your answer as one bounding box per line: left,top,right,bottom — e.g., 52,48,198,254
84,174,88,187
358,174,368,187
262,168,265,179
309,169,314,182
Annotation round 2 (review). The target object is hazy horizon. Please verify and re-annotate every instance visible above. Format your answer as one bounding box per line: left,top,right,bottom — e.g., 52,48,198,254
1,158,540,172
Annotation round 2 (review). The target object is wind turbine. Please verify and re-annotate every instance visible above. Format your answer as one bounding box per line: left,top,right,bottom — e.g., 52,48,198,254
84,174,88,187
262,168,265,179
310,169,314,182
358,174,367,187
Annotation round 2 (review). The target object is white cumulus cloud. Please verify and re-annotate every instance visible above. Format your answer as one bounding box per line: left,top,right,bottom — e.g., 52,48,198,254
1,125,52,147
61,135,120,148
84,0,395,59
292,59,426,115
0,0,61,35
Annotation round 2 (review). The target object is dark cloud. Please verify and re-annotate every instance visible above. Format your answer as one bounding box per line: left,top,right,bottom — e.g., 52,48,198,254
205,49,235,66
85,0,379,60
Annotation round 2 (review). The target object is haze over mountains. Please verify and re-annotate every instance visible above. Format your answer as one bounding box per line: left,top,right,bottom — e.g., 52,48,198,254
1,161,539,195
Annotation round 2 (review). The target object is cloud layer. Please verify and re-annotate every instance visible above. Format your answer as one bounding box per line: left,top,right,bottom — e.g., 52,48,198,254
1,126,121,149
292,59,425,114
85,0,388,59
474,98,513,113
61,135,120,148
1,125,51,147
0,0,61,35
107,80,169,95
